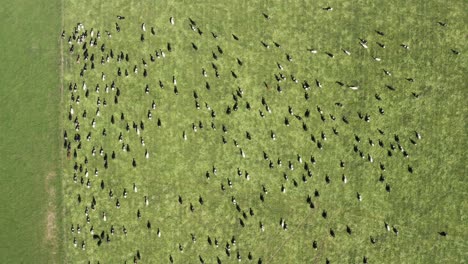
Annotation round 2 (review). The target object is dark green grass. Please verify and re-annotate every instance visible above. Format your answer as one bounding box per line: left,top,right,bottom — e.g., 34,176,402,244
62,0,466,263
0,0,62,263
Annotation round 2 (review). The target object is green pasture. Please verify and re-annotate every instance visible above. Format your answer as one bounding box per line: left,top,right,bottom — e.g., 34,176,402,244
61,0,466,263
0,0,62,263
2,0,465,263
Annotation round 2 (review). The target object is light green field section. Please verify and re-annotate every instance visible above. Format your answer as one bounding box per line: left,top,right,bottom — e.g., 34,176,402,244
61,0,466,263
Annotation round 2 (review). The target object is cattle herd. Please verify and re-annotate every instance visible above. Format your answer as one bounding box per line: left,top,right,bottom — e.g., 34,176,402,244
62,8,455,263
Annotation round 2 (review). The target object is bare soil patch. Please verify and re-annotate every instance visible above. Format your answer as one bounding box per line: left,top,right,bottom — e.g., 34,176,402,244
45,171,58,263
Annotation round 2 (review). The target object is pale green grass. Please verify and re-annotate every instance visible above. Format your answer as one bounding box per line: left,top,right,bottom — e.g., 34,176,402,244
61,0,467,263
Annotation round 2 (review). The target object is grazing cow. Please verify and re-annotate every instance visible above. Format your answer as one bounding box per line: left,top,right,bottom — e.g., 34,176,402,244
277,62,284,70
316,79,322,88
240,148,246,158
385,222,390,231
379,174,386,182
360,39,368,49
248,207,255,216
415,131,421,139
342,175,348,184
380,163,385,171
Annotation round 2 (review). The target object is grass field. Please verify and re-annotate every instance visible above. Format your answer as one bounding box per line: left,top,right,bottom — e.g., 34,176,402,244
0,0,62,263
60,0,467,263
4,0,467,263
